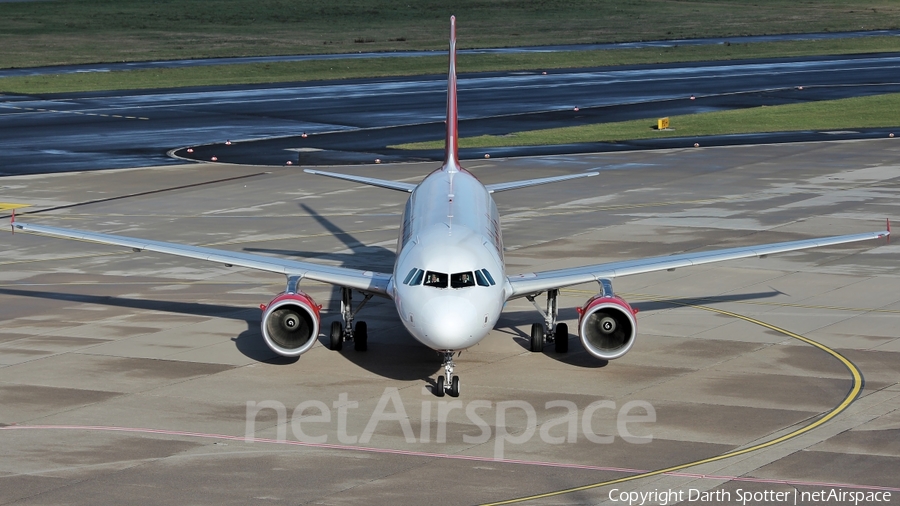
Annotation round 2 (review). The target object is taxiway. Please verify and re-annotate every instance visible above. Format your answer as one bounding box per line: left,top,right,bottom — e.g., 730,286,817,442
1,139,898,505
2,53,900,173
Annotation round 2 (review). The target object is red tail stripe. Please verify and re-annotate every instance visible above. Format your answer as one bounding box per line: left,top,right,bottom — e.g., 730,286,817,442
444,16,459,168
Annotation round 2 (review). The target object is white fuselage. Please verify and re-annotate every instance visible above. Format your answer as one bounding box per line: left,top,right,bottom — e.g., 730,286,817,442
390,163,507,351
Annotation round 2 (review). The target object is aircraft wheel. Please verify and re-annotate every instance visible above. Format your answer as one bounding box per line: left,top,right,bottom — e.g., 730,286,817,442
329,321,343,351
530,323,544,352
435,376,446,397
555,323,569,353
448,376,460,397
354,321,368,351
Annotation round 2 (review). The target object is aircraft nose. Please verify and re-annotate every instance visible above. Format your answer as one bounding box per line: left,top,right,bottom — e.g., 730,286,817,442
420,295,480,349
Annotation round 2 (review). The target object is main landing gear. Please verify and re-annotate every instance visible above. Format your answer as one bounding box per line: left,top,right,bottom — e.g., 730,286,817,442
434,351,460,397
526,289,569,354
329,287,373,352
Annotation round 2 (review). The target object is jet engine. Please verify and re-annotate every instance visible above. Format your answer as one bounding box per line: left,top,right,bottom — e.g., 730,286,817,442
260,292,321,357
577,293,638,360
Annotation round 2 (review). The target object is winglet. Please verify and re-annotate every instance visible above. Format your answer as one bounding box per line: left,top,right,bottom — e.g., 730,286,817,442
877,218,891,243
2,203,31,234
444,15,460,172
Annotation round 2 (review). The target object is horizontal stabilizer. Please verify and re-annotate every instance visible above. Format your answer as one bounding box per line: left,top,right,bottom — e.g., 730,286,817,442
303,169,417,193
485,172,599,193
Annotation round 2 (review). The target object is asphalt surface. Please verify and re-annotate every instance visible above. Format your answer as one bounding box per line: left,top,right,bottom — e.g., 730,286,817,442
1,30,897,78
0,140,898,505
2,53,900,174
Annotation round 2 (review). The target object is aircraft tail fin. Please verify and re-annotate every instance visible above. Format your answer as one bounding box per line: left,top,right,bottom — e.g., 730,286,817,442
444,15,460,172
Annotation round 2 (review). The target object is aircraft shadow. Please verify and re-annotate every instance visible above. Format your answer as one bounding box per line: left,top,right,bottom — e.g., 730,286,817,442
247,203,441,380
629,290,783,312
242,204,395,271
244,203,395,269
0,286,296,365
0,286,444,379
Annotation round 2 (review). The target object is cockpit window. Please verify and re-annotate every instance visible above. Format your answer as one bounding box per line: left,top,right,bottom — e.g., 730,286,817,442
403,268,418,285
423,271,448,288
474,269,490,287
481,269,496,286
451,271,475,288
409,269,425,286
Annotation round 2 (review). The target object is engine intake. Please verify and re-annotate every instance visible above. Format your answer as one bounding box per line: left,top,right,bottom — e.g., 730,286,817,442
577,294,638,360
260,292,321,357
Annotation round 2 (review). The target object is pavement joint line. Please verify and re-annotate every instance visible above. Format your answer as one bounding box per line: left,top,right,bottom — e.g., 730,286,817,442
2,171,270,220
3,423,898,495
637,386,900,500
480,301,866,505
561,289,900,314
0,281,260,287
0,286,882,499
0,103,146,120
500,197,736,218
203,226,397,247
4,225,393,264
0,251,126,267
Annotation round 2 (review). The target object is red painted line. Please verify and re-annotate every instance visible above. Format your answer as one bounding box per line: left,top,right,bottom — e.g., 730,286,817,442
2,424,899,493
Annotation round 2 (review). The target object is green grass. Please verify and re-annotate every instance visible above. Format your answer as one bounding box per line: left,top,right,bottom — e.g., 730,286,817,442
1,0,898,68
392,93,900,150
3,36,900,95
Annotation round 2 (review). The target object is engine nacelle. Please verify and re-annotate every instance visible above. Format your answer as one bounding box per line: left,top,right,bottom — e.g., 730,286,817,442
577,294,638,360
260,292,321,357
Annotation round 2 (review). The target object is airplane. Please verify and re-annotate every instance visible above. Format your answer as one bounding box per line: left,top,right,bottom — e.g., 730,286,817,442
8,17,891,397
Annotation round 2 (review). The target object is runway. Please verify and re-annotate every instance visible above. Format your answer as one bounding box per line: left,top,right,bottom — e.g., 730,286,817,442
3,30,898,78
1,139,898,504
2,53,900,174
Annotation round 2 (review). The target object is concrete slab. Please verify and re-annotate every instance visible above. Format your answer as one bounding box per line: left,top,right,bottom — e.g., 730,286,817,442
1,140,899,504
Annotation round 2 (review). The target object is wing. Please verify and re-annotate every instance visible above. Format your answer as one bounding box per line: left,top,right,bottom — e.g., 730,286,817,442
13,222,392,296
506,227,889,298
485,172,598,193
304,169,417,192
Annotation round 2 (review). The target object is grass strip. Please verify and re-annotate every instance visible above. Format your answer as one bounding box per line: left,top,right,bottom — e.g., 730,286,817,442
1,0,898,69
2,36,900,95
392,93,900,150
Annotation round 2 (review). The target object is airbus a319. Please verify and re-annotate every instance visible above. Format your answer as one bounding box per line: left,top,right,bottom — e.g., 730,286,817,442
10,17,890,397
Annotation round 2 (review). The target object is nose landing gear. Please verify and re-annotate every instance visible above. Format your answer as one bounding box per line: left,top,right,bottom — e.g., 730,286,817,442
435,351,460,397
